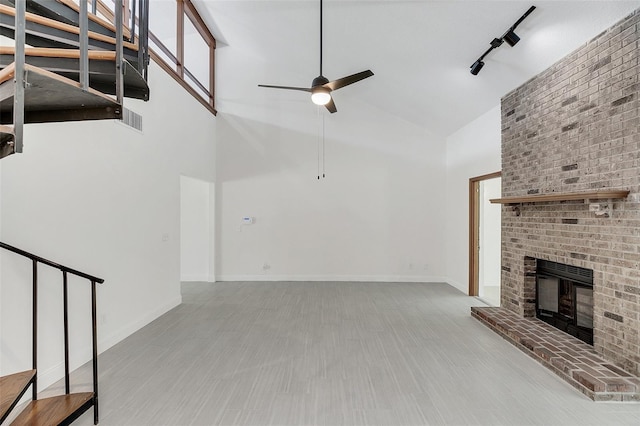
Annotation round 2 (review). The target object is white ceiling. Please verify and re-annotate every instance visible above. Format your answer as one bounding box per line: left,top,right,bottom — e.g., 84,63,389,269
193,0,639,138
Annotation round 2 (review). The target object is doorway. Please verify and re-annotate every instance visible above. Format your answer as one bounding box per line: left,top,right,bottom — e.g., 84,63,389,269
469,172,501,305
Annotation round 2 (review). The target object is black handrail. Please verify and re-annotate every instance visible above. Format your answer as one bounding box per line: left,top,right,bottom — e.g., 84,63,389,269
0,242,104,283
1,241,104,425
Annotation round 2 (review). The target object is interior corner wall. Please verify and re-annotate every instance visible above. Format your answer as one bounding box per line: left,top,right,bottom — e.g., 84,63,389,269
215,110,447,282
445,105,501,294
180,175,212,282
0,61,216,387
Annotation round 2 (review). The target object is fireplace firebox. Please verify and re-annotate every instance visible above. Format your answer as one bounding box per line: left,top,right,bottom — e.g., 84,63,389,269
535,259,593,345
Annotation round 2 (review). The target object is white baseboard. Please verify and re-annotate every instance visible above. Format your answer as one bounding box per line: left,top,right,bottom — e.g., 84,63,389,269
37,362,67,394
98,296,182,353
30,295,182,394
215,274,447,283
180,274,212,282
444,277,469,294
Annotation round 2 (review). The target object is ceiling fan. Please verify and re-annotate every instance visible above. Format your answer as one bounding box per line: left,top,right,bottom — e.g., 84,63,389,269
258,0,373,113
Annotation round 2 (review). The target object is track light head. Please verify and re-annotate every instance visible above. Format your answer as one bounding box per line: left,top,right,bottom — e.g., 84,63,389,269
504,30,520,47
470,60,485,75
468,5,535,75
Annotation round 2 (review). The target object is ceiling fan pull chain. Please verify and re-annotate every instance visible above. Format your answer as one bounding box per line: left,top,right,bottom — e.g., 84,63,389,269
322,113,326,178
317,105,321,180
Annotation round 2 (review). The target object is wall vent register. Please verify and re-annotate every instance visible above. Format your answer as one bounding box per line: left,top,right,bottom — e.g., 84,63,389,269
122,107,143,132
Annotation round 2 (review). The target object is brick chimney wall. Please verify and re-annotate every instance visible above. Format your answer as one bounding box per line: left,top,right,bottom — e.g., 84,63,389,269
500,10,640,375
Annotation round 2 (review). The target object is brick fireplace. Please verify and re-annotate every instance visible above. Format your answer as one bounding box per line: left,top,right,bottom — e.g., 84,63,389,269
473,8,640,399
498,8,640,377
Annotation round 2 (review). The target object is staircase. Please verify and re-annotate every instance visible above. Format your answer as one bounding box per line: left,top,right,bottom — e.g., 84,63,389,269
0,241,106,425
0,0,150,159
0,2,145,423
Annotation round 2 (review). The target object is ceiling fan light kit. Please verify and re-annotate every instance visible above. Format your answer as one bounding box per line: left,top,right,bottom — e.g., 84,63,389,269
311,89,332,106
258,0,373,113
469,5,536,75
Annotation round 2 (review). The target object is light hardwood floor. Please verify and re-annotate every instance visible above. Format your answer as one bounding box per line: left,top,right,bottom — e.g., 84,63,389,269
57,281,640,425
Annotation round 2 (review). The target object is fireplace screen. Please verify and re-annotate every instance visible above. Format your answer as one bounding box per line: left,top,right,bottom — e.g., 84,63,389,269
535,259,594,345
576,286,594,329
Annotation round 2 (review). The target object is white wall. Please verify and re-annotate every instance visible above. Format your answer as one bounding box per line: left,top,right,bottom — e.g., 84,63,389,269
445,105,501,293
0,61,216,389
211,5,452,283
479,177,501,288
215,108,448,282
180,175,213,281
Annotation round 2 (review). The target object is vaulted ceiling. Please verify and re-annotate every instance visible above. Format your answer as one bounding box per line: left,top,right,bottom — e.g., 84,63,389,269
194,1,639,138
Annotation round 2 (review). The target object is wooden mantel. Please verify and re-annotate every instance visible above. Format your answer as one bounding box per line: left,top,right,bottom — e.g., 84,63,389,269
490,189,630,205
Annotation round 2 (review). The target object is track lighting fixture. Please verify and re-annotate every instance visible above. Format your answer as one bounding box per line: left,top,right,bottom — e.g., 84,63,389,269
469,5,536,75
470,60,485,75
503,30,520,47
490,38,503,48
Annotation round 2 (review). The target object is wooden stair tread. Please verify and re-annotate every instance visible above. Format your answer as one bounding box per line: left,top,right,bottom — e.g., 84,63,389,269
0,62,123,123
0,61,15,85
0,370,36,423
0,4,138,51
0,46,116,61
0,61,119,99
0,57,149,104
57,0,131,39
9,392,94,426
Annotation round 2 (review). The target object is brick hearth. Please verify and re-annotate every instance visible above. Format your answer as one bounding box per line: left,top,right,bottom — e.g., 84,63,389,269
472,307,640,402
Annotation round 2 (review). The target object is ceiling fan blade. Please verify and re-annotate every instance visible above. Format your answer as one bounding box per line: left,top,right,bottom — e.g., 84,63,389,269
258,84,311,92
325,97,337,113
324,70,374,91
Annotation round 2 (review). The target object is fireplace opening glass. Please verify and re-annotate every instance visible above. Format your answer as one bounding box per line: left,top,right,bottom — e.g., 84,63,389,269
535,259,593,345
576,286,594,329
558,279,574,319
537,276,559,313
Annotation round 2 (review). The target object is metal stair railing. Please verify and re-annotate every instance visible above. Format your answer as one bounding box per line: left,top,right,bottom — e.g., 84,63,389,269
13,0,24,153
0,241,105,425
114,0,123,105
87,0,150,80
10,0,127,155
